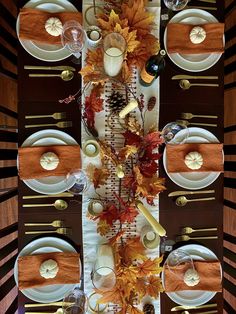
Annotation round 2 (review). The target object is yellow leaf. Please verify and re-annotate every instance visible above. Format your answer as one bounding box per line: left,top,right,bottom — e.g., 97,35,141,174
97,9,128,32
96,285,124,305
86,164,110,189
79,64,108,85
120,237,146,263
137,256,163,277
146,275,164,298
118,145,137,162
135,278,146,300
97,219,110,236
114,24,140,53
120,61,133,83
86,48,104,67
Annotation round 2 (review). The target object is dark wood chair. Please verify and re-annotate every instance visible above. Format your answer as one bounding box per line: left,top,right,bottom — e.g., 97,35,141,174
0,1,18,81
223,0,236,312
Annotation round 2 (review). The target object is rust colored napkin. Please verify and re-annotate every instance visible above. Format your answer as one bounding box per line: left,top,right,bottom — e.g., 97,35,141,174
166,143,223,173
18,252,80,290
18,145,81,180
164,260,222,292
19,8,82,45
167,23,224,54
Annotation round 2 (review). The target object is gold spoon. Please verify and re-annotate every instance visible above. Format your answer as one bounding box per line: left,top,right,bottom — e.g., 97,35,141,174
176,196,215,206
29,70,74,81
181,310,218,314
23,199,68,210
181,227,217,234
179,79,219,90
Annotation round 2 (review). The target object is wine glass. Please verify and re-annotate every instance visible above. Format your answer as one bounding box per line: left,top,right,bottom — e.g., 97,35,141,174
67,169,89,195
61,20,85,64
163,0,188,11
62,287,87,314
161,121,189,144
166,249,194,280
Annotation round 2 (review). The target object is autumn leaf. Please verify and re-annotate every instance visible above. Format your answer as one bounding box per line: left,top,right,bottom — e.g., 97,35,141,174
137,256,163,277
97,219,111,236
85,86,103,113
114,23,140,53
117,264,139,285
125,116,142,135
121,237,146,263
118,145,137,162
86,164,110,189
86,48,104,67
123,130,141,147
135,278,146,301
144,131,164,150
119,206,138,223
121,0,154,36
79,64,108,85
138,160,158,178
120,60,133,83
96,285,124,305
109,230,125,246
97,9,128,32
99,203,119,225
146,275,164,298
99,140,118,165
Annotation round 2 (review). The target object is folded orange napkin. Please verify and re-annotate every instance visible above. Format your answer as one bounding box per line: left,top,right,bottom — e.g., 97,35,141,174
167,23,224,54
18,252,80,290
18,145,81,180
166,143,223,173
164,260,222,292
19,8,82,45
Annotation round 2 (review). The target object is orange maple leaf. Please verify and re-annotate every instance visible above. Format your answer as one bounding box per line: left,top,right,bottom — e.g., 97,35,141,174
120,61,133,83
135,278,146,300
121,0,154,36
97,9,128,32
79,64,108,85
96,285,124,305
146,275,164,298
118,145,137,162
114,24,140,53
109,230,125,246
85,86,103,113
137,256,163,277
118,304,144,314
86,164,110,189
120,237,146,263
86,48,104,67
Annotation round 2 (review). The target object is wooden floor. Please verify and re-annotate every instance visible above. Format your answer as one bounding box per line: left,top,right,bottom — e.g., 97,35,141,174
0,0,235,313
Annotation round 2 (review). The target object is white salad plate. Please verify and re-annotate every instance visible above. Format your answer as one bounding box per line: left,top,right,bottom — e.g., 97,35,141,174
16,0,78,61
163,127,221,190
162,244,222,306
14,237,80,303
19,129,78,195
164,9,224,72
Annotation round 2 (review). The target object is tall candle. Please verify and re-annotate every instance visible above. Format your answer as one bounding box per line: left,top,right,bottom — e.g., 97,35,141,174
104,47,124,77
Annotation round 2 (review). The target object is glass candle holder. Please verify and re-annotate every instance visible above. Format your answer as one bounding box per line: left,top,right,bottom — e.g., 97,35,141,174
141,225,160,250
103,32,126,77
84,5,103,26
88,292,108,314
88,200,104,216
91,244,116,291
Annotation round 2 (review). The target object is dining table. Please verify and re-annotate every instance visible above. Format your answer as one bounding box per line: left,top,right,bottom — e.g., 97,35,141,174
17,0,225,313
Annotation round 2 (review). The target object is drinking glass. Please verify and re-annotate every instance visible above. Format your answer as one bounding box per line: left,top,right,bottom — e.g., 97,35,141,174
61,20,85,63
163,0,188,11
91,244,116,291
103,32,127,77
161,121,189,144
166,249,194,280
62,287,87,314
67,169,89,195
84,5,103,26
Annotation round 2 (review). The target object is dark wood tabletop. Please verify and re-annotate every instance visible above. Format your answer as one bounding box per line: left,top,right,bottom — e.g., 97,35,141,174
17,1,224,313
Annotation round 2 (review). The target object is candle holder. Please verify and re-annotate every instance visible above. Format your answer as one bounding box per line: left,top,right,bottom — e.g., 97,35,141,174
87,292,108,313
141,225,160,250
82,139,100,157
84,5,103,26
88,200,104,216
103,32,126,77
86,26,102,48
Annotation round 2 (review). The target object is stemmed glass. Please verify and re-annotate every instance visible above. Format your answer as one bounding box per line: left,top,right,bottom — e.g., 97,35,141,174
61,20,86,64
166,249,194,280
161,121,189,144
163,0,188,10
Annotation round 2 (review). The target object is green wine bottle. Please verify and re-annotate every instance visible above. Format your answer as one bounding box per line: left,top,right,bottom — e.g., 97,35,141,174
140,50,166,87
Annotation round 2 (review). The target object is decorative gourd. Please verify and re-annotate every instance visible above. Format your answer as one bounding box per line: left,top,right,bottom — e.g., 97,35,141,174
40,152,59,171
184,268,200,287
116,164,125,178
45,17,63,37
184,151,203,170
189,26,206,44
39,259,59,279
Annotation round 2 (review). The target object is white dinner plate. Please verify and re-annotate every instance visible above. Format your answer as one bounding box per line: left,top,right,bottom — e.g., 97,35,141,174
14,237,80,303
19,129,78,194
163,127,221,190
164,9,224,72
16,0,78,61
162,244,222,306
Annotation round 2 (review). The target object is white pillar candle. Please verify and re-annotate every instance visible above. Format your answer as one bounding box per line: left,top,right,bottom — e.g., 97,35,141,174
146,231,156,241
89,30,100,41
93,202,104,214
96,244,114,276
103,47,124,77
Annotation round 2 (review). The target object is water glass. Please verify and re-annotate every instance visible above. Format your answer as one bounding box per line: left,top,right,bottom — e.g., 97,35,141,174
62,287,87,314
163,0,188,11
103,32,126,77
67,169,89,195
161,121,189,144
166,249,194,280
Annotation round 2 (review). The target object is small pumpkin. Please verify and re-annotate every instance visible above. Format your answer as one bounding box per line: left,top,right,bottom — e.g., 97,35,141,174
184,268,200,287
39,259,59,279
40,152,59,171
45,17,63,37
184,151,203,170
189,26,206,44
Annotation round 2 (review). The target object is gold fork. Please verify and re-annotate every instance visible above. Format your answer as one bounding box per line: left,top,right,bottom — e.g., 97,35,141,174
176,235,218,242
181,227,217,235
25,228,70,235
24,220,64,228
176,120,217,127
181,113,218,120
25,121,73,129
25,112,67,120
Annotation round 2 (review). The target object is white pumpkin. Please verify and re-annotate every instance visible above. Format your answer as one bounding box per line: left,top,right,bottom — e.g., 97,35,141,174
184,151,203,170
189,26,206,44
184,268,200,287
40,152,59,171
45,17,63,37
40,259,59,279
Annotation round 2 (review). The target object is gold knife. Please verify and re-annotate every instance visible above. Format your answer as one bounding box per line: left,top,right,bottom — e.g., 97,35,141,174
172,75,218,80
168,190,215,197
171,303,217,311
24,65,76,72
184,5,217,10
23,192,73,199
25,302,74,308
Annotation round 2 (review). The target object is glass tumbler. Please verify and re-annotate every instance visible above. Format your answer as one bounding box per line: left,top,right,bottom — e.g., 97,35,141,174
161,121,189,144
62,287,87,314
103,32,126,77
163,0,188,11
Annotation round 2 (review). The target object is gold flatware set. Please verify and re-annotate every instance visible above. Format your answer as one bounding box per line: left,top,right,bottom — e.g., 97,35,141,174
171,303,217,311
23,199,68,210
179,79,219,90
25,112,67,120
25,121,73,129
